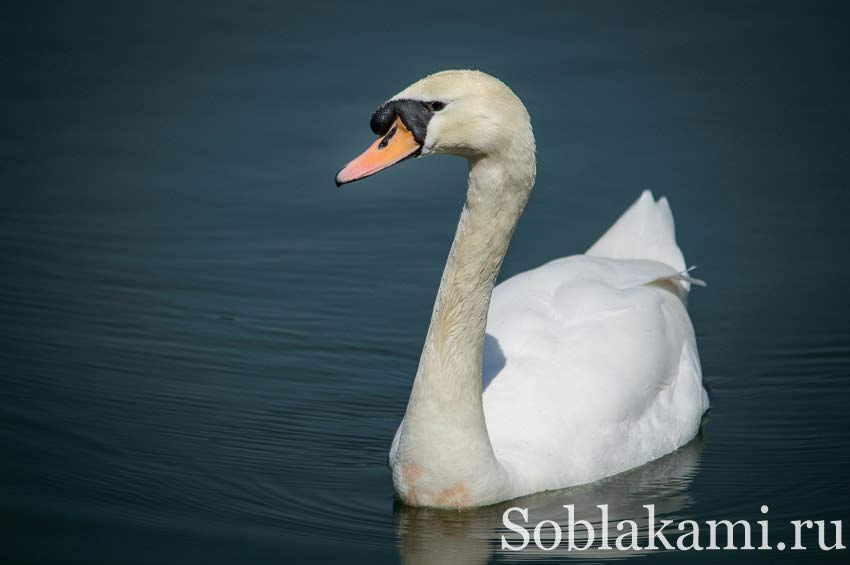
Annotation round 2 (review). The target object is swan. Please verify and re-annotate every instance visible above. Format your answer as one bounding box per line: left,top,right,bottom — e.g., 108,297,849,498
336,70,709,508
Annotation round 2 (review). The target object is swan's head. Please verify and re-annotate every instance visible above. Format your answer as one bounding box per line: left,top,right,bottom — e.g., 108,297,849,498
336,70,533,186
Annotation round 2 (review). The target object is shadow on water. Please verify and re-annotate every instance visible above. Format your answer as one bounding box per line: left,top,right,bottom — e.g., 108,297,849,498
394,438,704,564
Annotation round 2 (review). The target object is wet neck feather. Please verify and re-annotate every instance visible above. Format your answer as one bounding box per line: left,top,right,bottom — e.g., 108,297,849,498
400,142,535,490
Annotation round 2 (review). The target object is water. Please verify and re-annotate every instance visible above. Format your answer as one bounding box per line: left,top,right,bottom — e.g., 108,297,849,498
2,2,849,563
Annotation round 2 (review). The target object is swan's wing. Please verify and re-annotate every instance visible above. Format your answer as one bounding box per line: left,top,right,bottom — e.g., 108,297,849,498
482,255,708,490
587,189,686,273
485,255,694,391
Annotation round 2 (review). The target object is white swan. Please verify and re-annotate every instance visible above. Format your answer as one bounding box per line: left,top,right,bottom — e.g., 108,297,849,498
336,70,709,508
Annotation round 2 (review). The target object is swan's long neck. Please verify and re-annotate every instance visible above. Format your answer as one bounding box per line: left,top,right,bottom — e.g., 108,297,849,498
397,137,535,504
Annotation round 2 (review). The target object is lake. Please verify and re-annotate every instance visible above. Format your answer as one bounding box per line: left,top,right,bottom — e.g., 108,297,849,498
2,2,849,563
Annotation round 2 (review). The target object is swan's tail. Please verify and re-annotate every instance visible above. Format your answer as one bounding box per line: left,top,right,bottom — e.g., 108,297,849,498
587,190,688,274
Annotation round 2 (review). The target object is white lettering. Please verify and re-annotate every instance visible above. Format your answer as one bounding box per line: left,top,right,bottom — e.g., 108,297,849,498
501,507,530,551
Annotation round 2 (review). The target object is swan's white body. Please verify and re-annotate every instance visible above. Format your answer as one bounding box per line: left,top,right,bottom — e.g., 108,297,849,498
481,192,708,497
339,70,709,508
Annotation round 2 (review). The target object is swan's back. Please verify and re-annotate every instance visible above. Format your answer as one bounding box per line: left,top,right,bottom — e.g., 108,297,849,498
482,191,708,498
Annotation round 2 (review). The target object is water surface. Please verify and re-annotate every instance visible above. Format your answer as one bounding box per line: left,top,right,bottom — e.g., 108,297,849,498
2,2,849,563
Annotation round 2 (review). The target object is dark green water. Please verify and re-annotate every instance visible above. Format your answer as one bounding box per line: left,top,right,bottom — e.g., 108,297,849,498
2,2,849,563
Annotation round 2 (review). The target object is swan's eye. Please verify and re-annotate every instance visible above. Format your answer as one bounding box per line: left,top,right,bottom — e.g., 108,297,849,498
428,101,446,112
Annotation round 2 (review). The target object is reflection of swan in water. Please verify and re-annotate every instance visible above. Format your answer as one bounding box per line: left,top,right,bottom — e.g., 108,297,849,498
395,435,704,564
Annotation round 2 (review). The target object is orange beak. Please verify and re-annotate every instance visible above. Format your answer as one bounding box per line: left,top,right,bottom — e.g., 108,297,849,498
336,117,421,186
